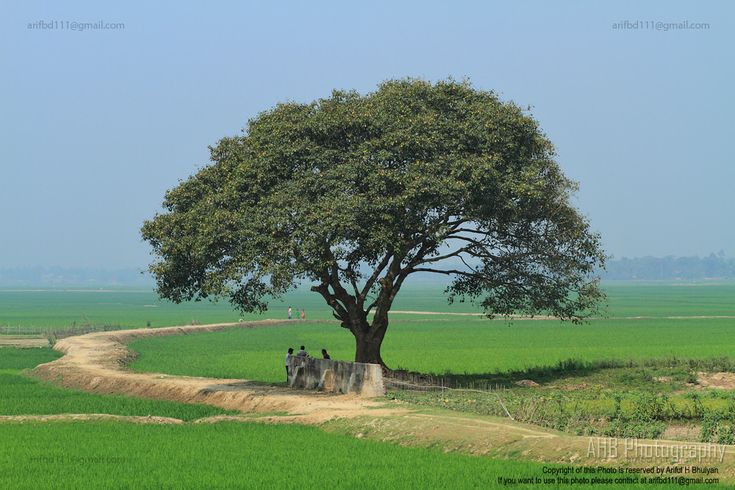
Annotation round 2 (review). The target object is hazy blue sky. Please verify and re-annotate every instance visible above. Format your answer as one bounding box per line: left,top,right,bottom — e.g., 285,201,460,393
1,1,733,268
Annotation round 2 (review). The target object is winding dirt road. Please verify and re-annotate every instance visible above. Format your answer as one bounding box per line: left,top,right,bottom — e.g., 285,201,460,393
32,321,400,423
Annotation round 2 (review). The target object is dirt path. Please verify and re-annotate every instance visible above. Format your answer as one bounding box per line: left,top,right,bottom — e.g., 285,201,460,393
0,414,184,424
32,321,404,422
28,321,735,475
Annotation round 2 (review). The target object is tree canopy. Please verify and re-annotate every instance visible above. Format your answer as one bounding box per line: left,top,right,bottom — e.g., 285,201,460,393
142,78,606,366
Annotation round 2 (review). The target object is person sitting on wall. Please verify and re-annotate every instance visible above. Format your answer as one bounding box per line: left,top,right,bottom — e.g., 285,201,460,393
321,349,331,360
296,345,308,359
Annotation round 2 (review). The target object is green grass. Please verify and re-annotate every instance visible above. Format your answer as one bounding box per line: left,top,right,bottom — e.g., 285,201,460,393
2,282,735,329
0,421,705,489
0,348,233,421
130,316,735,384
0,346,61,369
597,281,735,317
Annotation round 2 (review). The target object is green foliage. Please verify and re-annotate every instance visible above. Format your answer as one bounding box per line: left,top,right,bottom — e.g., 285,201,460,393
389,360,735,443
603,418,666,439
701,400,735,444
602,393,668,439
685,393,705,418
391,387,735,441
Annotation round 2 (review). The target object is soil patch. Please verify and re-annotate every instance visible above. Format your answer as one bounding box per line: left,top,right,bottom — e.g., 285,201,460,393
697,372,735,389
0,414,182,424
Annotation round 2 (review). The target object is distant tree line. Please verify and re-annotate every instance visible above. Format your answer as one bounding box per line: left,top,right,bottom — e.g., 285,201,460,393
0,267,152,287
603,254,735,280
1,255,733,286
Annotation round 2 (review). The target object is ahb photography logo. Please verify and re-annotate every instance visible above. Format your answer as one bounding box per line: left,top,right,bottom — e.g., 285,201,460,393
588,437,726,464
27,19,125,32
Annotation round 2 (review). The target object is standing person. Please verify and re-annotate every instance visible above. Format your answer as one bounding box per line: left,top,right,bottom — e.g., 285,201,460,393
287,306,292,320
285,348,294,381
300,308,306,320
321,349,331,360
296,345,308,359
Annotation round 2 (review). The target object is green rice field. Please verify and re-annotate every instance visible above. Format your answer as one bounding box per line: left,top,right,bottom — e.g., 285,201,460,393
128,316,735,383
118,282,735,383
1,282,734,329
0,421,565,489
2,281,734,384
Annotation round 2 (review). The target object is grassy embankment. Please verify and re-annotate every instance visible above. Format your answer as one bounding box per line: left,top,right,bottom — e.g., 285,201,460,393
0,348,231,420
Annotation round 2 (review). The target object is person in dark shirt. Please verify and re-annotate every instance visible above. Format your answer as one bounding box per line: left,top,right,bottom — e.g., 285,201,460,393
321,349,331,360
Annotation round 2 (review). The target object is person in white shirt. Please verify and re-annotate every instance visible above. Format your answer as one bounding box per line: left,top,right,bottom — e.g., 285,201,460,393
284,347,294,381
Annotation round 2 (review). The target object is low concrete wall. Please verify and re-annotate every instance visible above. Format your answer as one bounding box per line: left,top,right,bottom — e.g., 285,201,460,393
288,357,385,397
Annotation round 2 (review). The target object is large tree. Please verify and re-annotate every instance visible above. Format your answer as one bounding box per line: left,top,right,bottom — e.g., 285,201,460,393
142,79,605,367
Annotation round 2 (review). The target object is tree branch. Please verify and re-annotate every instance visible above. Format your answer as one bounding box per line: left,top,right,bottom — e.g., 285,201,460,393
310,282,349,320
419,247,472,264
410,267,477,277
357,251,393,305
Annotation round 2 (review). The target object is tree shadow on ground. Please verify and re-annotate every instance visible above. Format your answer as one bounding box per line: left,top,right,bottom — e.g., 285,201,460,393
387,357,735,390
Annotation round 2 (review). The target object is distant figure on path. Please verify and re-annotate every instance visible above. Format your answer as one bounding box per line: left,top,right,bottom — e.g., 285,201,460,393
321,349,331,360
300,309,306,320
285,347,294,381
287,306,292,320
296,345,308,359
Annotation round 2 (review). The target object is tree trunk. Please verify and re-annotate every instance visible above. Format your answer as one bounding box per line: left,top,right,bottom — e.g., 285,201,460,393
353,321,388,368
354,334,384,366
